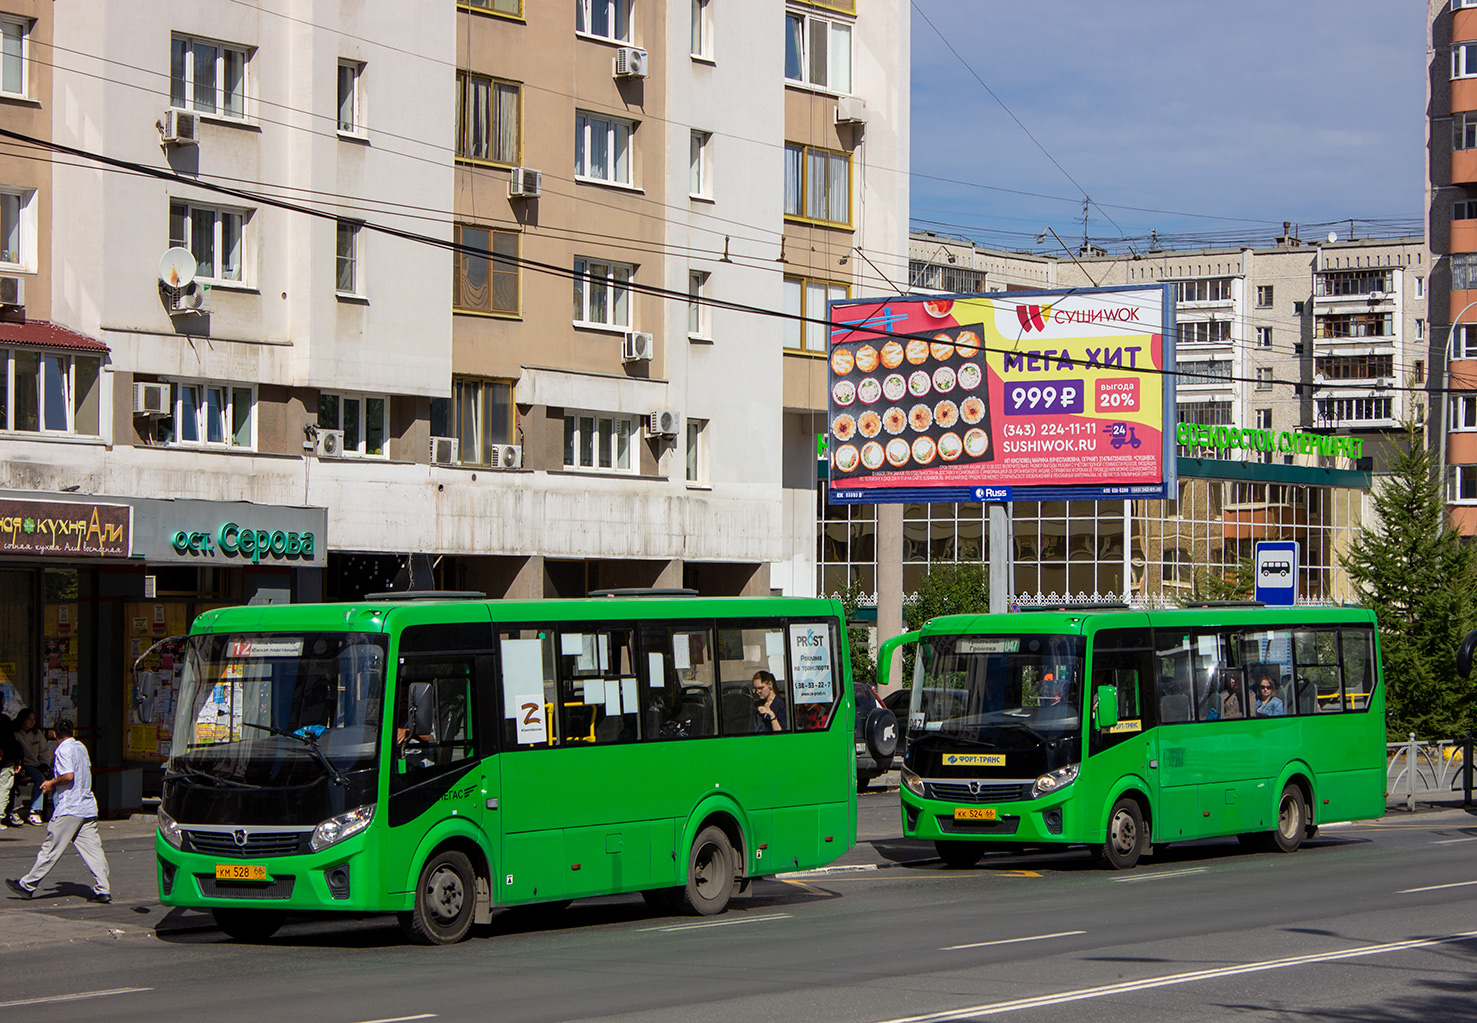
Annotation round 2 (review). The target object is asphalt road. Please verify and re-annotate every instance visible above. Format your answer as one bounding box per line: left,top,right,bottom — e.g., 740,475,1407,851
3,791,1476,1022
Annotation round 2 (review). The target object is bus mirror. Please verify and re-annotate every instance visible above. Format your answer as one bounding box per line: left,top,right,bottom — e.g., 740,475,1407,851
1095,685,1119,731
877,631,922,688
1459,629,1477,680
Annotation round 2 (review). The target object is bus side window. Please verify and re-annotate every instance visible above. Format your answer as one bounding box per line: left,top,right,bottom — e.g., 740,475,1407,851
1091,627,1151,748
555,627,641,745
1155,633,1193,724
1340,628,1376,711
640,626,717,740
1239,628,1294,718
717,625,789,736
1293,629,1342,715
394,622,488,779
499,629,557,749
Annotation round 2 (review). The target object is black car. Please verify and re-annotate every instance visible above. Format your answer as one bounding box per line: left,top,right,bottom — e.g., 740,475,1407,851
855,682,899,790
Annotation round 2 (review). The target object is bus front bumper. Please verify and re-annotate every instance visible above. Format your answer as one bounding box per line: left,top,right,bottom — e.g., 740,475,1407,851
900,788,1079,846
155,829,388,914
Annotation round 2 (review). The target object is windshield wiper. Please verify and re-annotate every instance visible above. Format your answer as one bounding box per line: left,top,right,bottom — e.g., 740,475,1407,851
162,764,255,789
992,720,1055,747
241,721,348,786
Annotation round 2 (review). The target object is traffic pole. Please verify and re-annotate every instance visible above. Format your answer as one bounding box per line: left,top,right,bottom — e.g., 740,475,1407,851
1408,733,1417,813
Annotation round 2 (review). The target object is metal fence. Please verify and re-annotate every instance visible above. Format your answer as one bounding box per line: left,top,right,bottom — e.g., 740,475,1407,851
1387,733,1475,810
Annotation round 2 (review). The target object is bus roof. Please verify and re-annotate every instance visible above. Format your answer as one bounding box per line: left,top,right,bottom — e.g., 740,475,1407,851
917,604,1376,637
188,594,843,636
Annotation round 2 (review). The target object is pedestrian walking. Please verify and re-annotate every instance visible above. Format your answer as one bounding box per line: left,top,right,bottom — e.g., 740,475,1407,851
5,719,111,903
0,712,21,829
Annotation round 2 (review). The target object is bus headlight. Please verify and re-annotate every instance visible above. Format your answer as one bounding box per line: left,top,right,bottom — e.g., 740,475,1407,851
1031,764,1079,800
901,765,926,797
310,805,375,852
157,807,184,849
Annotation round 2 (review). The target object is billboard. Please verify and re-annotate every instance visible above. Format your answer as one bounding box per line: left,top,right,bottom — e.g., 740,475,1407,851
826,286,1175,504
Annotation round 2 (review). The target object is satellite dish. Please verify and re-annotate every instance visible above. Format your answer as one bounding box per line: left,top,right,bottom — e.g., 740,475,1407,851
158,247,196,290
1327,231,1338,244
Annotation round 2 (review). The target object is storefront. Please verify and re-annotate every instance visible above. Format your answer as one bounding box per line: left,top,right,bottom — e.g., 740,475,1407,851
0,491,325,802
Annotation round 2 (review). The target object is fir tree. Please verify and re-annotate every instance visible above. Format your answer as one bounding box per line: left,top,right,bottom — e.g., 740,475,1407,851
1341,412,1477,739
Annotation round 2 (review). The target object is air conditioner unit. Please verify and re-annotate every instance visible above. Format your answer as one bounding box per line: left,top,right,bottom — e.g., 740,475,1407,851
648,409,680,437
315,429,346,458
428,436,460,465
161,109,200,146
835,96,868,125
1367,290,1386,301
0,274,23,307
508,166,542,199
133,382,169,416
613,46,648,79
488,443,523,470
622,330,654,361
168,280,211,315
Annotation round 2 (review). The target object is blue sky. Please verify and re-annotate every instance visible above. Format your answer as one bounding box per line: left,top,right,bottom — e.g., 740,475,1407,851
909,0,1427,253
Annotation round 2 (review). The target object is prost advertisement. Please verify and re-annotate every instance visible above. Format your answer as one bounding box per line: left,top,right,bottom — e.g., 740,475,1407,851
826,286,1175,503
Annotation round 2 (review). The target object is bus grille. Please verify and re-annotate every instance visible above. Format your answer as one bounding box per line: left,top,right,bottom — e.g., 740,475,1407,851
925,781,1032,803
195,875,296,900
937,815,1020,836
183,829,312,858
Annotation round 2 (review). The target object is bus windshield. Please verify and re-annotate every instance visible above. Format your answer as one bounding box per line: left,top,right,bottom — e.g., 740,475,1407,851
911,633,1085,749
170,632,387,786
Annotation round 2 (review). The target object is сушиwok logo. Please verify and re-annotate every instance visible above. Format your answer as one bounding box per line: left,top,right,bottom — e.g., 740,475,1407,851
1015,303,1052,332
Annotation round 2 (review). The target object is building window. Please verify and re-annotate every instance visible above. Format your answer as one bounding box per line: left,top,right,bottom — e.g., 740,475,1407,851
155,381,253,448
1255,285,1273,308
457,72,520,165
784,7,851,92
1172,279,1233,303
910,260,988,293
1417,318,1425,340
1316,397,1392,425
1315,270,1392,297
1455,41,1477,80
686,417,706,483
0,187,35,270
0,17,28,97
465,0,523,13
784,142,851,226
169,201,244,282
573,258,632,328
0,349,102,436
1453,394,1477,431
688,270,710,338
1255,326,1272,348
1254,367,1273,391
1416,275,1425,298
1255,408,1273,430
1449,465,1477,503
1455,324,1477,359
336,60,363,135
335,221,361,296
1316,313,1393,338
1316,354,1394,380
690,130,711,198
783,275,847,353
1178,320,1230,344
1415,359,1426,383
1178,359,1232,384
453,378,514,465
318,392,388,457
563,411,635,473
1459,113,1477,151
454,225,519,315
575,112,633,185
1457,200,1477,221
691,0,712,57
170,34,248,118
576,0,632,43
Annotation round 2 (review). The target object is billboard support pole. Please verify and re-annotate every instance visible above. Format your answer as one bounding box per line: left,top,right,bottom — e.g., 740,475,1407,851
988,503,1009,613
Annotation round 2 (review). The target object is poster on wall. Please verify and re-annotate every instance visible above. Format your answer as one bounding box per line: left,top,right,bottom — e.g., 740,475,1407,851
123,602,192,760
41,604,79,728
826,286,1175,504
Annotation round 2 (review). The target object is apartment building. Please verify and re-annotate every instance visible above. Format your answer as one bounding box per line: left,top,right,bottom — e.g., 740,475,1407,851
817,231,1425,615
0,1,909,782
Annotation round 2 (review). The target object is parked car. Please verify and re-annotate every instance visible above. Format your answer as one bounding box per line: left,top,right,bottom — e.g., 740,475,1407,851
855,681,898,791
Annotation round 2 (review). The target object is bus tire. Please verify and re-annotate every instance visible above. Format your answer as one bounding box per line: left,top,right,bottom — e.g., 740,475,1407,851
212,908,285,942
400,849,477,945
1092,797,1146,870
681,825,735,916
935,839,984,869
1271,784,1307,854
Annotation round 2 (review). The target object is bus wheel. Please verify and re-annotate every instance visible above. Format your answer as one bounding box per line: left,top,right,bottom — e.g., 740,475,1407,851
1271,785,1307,854
935,840,984,869
681,825,735,916
1092,797,1145,870
400,849,477,945
212,908,285,941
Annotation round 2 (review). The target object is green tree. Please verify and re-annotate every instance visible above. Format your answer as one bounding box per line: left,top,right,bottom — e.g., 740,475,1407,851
837,579,875,689
1341,413,1477,739
899,562,990,682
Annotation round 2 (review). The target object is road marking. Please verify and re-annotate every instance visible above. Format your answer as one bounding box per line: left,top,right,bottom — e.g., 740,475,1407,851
868,931,1477,1021
997,870,1042,877
0,988,152,1009
351,1016,437,1023
780,879,832,897
1111,868,1207,884
942,930,1085,951
1398,879,1477,894
637,913,792,933
1431,836,1477,845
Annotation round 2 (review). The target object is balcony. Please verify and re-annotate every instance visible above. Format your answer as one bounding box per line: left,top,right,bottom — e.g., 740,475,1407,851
1454,148,1477,188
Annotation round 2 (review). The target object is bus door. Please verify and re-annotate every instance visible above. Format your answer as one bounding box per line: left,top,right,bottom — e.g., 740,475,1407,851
386,620,494,896
1149,629,1213,840
493,627,564,904
1087,624,1155,826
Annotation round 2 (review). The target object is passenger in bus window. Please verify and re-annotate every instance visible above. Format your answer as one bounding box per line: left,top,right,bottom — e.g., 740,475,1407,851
1220,671,1245,720
1254,676,1285,717
752,671,786,732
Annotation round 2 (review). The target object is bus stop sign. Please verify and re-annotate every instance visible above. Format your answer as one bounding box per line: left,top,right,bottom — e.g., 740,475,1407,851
1254,540,1299,606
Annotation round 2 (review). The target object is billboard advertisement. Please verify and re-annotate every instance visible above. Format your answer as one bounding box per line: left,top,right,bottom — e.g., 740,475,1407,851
826,286,1175,504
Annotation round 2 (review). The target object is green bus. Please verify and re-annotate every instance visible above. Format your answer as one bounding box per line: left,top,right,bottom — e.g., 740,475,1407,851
156,593,854,943
881,604,1385,870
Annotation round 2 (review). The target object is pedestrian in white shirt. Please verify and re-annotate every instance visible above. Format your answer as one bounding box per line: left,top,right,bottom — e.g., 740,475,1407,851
6,719,111,903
